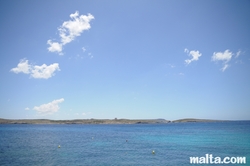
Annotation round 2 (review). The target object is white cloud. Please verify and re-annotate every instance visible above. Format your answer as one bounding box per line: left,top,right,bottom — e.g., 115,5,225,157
212,49,233,62
33,98,64,114
60,12,94,44
184,48,202,64
47,11,94,55
10,59,31,74
47,40,63,55
10,59,60,79
25,107,30,111
31,63,60,79
211,49,233,72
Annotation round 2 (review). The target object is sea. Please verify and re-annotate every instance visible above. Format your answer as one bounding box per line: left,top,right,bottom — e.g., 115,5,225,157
0,121,249,166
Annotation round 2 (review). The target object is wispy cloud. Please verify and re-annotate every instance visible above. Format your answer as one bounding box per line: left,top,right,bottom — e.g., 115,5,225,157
25,107,30,111
235,50,241,58
33,98,64,115
47,11,94,55
168,64,175,68
10,59,60,79
82,47,93,59
82,47,86,52
221,63,229,72
82,112,91,116
75,112,91,116
88,52,93,59
184,48,202,65
211,49,233,72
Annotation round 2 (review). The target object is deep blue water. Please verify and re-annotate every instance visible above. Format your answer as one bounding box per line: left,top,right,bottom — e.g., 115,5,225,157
0,121,249,166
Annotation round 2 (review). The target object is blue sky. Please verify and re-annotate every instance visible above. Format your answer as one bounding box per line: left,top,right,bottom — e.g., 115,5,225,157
0,0,249,120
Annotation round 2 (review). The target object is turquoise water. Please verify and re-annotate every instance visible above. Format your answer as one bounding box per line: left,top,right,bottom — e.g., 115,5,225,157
0,121,249,165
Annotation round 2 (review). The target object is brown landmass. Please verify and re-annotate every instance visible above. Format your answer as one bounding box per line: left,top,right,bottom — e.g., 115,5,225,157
0,118,170,124
0,118,224,124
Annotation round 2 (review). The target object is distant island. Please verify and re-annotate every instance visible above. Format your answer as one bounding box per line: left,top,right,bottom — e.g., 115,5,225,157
0,118,225,124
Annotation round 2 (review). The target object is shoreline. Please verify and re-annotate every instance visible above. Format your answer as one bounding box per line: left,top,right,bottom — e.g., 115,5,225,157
0,118,233,124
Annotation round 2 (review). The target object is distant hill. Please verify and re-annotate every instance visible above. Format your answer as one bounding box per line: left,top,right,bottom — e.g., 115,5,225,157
171,118,225,123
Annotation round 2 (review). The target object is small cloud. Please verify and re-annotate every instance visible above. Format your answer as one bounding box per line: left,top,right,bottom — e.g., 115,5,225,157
59,12,94,45
212,49,233,62
31,63,60,79
10,59,60,79
211,49,233,72
179,72,184,76
33,98,64,115
184,48,202,65
47,40,63,55
10,59,31,74
47,11,94,55
25,107,30,110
